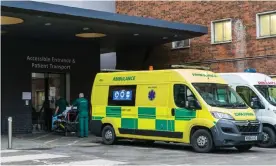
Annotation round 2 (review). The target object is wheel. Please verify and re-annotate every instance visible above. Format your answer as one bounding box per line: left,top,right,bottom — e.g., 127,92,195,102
235,145,253,152
191,129,214,153
257,126,276,148
101,125,116,145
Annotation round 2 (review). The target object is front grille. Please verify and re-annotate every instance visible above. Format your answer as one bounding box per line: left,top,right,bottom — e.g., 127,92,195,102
237,125,259,132
235,121,260,133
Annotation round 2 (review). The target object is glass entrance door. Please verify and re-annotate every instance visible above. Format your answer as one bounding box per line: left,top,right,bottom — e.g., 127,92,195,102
31,72,67,132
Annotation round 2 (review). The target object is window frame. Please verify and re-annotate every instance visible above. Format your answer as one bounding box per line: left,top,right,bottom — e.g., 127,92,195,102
107,85,137,106
236,85,265,109
256,10,276,39
211,18,232,44
171,39,190,50
173,84,199,109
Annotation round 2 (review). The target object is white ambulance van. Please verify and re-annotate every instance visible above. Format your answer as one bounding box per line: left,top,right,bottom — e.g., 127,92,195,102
219,72,276,148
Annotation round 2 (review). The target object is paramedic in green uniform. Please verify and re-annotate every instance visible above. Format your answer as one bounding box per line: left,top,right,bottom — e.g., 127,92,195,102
72,93,89,137
55,96,69,116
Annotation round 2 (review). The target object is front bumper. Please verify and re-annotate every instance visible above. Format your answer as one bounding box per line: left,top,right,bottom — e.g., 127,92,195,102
211,119,264,147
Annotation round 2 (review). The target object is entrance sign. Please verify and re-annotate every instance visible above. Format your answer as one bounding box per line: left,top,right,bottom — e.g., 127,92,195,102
26,56,76,71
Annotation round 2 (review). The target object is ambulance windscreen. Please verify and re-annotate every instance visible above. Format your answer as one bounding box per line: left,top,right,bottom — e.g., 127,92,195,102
193,83,248,109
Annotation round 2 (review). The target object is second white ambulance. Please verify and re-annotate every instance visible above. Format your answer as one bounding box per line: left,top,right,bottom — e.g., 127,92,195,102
220,72,276,148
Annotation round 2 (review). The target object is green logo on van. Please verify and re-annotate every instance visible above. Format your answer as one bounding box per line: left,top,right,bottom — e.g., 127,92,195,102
234,112,254,116
192,73,217,77
113,76,135,81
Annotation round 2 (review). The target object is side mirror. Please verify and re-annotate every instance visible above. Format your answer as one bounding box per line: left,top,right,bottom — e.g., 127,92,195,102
186,98,201,110
250,100,257,108
250,97,264,109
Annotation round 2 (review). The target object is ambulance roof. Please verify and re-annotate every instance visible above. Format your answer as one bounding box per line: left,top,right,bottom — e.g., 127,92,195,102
219,72,276,86
95,69,226,85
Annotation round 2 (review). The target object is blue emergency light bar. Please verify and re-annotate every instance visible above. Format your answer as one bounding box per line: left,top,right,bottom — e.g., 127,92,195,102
244,68,256,73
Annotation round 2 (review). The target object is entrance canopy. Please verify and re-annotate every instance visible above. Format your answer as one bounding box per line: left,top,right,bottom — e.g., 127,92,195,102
1,1,207,52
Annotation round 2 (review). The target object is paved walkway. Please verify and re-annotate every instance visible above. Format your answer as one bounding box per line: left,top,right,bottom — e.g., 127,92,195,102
1,132,101,150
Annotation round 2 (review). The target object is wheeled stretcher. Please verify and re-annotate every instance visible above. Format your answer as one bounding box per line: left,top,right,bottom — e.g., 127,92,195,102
52,107,79,136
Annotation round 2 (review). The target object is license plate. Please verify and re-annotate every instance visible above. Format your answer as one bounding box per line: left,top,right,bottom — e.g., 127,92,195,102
245,136,258,141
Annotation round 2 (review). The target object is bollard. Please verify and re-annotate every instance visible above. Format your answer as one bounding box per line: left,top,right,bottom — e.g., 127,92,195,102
8,117,12,149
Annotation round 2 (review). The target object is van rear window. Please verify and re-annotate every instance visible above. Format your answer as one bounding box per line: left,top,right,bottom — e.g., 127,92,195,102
108,85,136,106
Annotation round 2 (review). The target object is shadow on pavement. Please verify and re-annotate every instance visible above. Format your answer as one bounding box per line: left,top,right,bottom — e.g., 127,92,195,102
98,139,261,154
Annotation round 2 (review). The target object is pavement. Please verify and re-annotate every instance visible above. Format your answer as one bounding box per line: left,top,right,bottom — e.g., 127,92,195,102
1,132,101,150
1,132,276,165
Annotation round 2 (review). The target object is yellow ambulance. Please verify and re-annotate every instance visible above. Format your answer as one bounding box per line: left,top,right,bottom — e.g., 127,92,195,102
90,68,263,153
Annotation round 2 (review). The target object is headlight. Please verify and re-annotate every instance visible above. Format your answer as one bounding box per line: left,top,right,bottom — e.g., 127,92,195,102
211,111,234,120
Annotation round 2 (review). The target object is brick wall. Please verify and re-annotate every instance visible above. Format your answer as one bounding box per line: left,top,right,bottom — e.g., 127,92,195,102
116,1,276,75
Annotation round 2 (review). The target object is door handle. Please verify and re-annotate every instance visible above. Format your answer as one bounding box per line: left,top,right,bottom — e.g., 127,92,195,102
171,108,175,116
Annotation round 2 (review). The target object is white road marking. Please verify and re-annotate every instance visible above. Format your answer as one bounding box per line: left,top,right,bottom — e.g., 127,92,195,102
30,133,53,140
0,150,20,153
67,140,79,146
1,153,68,163
44,138,59,144
53,159,126,165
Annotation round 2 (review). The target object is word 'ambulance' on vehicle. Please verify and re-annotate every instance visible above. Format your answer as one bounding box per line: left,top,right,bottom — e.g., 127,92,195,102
220,72,276,148
90,68,263,153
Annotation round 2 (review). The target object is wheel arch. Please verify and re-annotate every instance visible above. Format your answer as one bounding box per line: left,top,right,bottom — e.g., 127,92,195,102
263,123,276,134
190,125,213,142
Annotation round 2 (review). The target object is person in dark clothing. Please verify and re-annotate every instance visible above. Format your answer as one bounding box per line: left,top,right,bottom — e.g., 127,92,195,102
40,100,52,131
55,96,69,116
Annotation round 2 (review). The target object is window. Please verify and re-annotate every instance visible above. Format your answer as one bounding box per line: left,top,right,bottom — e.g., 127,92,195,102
108,85,136,106
236,86,264,109
257,11,276,38
173,84,198,108
172,39,190,49
193,83,247,109
211,19,232,44
254,85,276,106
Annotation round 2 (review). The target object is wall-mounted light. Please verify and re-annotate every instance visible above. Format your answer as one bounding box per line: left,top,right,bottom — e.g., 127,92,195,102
83,27,89,31
75,33,106,38
133,33,139,36
1,16,23,25
163,37,168,39
45,23,51,26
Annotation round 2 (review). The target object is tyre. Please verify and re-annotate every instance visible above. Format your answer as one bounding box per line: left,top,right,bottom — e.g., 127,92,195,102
257,126,276,148
191,129,214,153
235,145,253,152
101,125,116,145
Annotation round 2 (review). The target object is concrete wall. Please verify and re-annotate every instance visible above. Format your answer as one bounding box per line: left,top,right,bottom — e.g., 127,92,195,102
116,1,276,75
1,37,100,134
